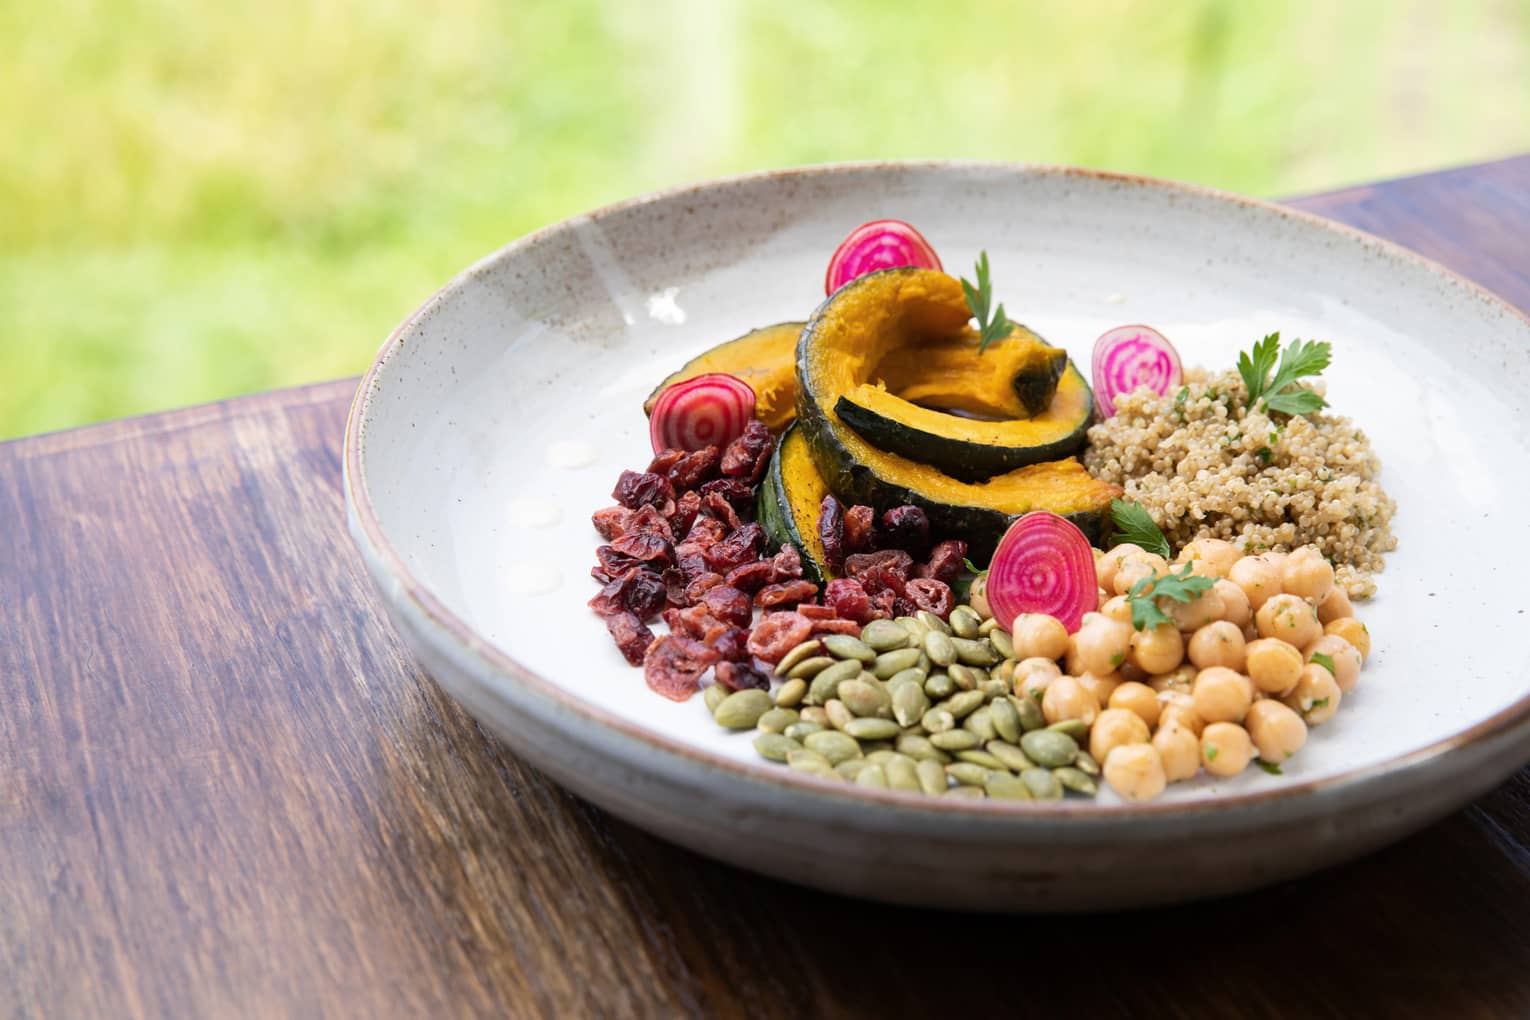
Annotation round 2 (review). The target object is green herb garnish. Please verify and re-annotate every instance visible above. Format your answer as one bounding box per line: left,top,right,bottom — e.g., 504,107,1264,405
1236,332,1332,416
1205,744,1219,763
1255,759,1284,775
1311,651,1336,677
1309,697,1331,711
1125,562,1216,631
961,251,1015,354
1109,498,1171,560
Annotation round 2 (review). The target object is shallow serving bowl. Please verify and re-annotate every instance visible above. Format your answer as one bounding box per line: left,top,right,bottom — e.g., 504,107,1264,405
345,162,1530,911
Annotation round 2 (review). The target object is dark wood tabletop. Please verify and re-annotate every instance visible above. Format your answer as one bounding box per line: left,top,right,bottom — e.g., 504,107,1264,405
6,157,1530,1020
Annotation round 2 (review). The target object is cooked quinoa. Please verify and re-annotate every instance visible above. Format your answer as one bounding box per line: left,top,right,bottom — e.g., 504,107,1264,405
1083,369,1397,598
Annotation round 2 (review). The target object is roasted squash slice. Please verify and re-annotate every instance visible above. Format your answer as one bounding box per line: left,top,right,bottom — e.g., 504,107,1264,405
873,328,1068,419
643,322,805,432
757,424,831,582
795,268,1118,557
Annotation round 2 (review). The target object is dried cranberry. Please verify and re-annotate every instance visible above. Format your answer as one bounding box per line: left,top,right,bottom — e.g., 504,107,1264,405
596,544,643,579
682,516,728,549
667,445,721,490
768,544,804,583
589,569,667,622
700,476,756,510
724,560,775,593
809,618,863,636
624,504,675,542
647,448,686,477
817,495,845,572
675,553,711,585
824,577,873,623
644,635,720,701
879,505,931,558
892,597,919,618
844,504,878,553
668,490,702,538
845,549,914,579
592,505,634,541
605,612,656,665
613,470,675,510
661,565,688,607
720,420,775,484
682,572,725,605
663,606,733,646
610,530,673,566
917,539,968,586
856,565,909,599
868,589,897,619
905,578,955,619
701,585,754,628
747,612,814,664
703,523,766,573
715,660,772,692
701,490,742,532
795,604,835,620
713,628,752,662
755,579,820,608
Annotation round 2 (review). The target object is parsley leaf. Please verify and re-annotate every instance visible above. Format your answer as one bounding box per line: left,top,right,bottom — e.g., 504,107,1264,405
961,251,1016,354
1309,697,1331,711
1236,333,1281,404
1311,651,1336,677
1125,562,1216,631
1237,332,1332,417
962,558,981,574
1255,759,1284,775
1109,499,1171,560
1205,744,1219,762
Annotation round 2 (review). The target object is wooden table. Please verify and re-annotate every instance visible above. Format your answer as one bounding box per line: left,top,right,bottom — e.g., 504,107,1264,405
6,158,1530,1019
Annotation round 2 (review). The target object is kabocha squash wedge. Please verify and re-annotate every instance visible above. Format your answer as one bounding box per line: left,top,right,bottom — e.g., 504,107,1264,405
644,322,804,432
874,329,1068,419
795,267,1118,558
757,424,831,582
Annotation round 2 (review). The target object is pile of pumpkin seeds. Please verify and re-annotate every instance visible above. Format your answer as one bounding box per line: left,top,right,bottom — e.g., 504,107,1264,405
703,603,1099,800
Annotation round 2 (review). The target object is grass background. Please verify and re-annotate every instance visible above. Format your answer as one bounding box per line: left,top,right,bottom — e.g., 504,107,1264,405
3,0,1528,438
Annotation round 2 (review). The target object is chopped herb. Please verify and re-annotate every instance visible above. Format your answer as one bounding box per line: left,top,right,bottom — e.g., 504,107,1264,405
1109,498,1171,559
1255,447,1273,464
1255,759,1284,775
961,251,1015,354
1172,386,1190,418
1311,651,1336,677
963,557,980,574
1110,651,1126,667
1125,562,1216,631
1309,697,1331,711
1205,744,1219,762
1236,332,1331,416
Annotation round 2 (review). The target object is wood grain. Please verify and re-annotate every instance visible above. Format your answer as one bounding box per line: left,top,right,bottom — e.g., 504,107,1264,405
5,157,1530,1019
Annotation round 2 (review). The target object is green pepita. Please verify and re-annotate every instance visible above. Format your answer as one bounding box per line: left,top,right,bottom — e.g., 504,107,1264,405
892,681,930,728
786,747,831,769
774,640,822,676
783,721,824,742
872,647,923,680
1074,750,1102,776
978,616,1000,636
946,762,991,787
843,717,901,741
1020,767,1064,800
985,740,1035,772
1054,766,1099,795
929,729,980,751
989,698,1023,743
806,658,862,705
804,730,862,765
886,756,921,792
945,785,986,800
950,605,983,639
861,619,913,652
923,630,957,667
1020,729,1079,768
838,678,891,718
1047,718,1089,741
941,690,985,720
787,754,838,779
988,628,1015,660
917,610,952,635
916,758,949,795
786,655,836,680
924,672,956,699
963,705,997,743
757,707,798,734
714,688,773,729
825,698,854,731
1014,694,1046,732
921,707,956,733
993,659,1017,686
799,706,829,727
752,732,801,762
822,634,876,662
947,663,981,691
952,637,1001,667
984,772,1033,800
836,759,874,781
896,733,952,765
978,678,1010,702
887,667,927,691
704,684,730,715
854,763,889,789
773,677,807,708
956,748,1008,771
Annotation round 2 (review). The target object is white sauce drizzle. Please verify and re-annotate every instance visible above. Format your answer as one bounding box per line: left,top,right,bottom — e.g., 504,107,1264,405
545,439,599,469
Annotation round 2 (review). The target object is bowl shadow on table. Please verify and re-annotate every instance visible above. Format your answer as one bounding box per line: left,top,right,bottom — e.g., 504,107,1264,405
373,685,1530,1019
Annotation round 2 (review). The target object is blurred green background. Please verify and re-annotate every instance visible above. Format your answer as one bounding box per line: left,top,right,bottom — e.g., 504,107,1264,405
4,0,1528,439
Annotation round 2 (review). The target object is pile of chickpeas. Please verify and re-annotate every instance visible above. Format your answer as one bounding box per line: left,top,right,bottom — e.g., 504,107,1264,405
1006,539,1371,801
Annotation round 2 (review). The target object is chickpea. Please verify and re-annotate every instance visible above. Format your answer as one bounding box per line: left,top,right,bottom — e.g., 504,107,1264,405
1316,585,1354,625
1076,670,1121,708
1113,552,1170,596
1187,621,1247,671
1282,663,1342,724
1070,616,1134,676
1245,638,1304,696
1042,675,1101,727
1255,593,1322,650
1090,707,1151,764
1161,587,1225,632
1096,543,1143,593
1280,546,1335,603
1324,617,1371,662
1261,551,1289,573
1097,587,1110,610
1103,743,1167,801
1109,681,1162,728
1213,578,1252,628
1177,538,1241,579
1304,634,1363,693
1229,555,1281,611
1244,700,1308,764
1242,622,1260,644
1148,664,1197,693
1013,657,1061,700
1192,666,1253,724
1157,690,1206,736
1201,722,1255,778
1130,623,1185,674
1012,613,1069,661
1153,722,1202,782
1099,595,1133,626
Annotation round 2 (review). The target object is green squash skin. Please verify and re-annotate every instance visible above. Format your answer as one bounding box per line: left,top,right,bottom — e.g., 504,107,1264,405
834,360,1094,482
757,425,827,583
1011,344,1070,417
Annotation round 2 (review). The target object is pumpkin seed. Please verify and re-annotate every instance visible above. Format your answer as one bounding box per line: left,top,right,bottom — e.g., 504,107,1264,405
822,634,876,663
988,697,1023,743
825,699,854,731
787,754,838,780
864,749,897,765
753,732,801,762
897,615,928,638
988,628,1015,660
1021,767,1064,800
896,733,952,765
941,690,985,719
956,748,1007,771
993,659,1017,686
892,681,930,727
886,756,921,792
757,707,799,733
715,688,773,729
861,619,913,652
1014,694,1046,732
1020,729,1079,768
799,706,829,727
921,707,956,733
947,762,992,787
917,610,952,635
1074,750,1102,776
984,772,1033,800
787,747,830,769
843,717,901,741
950,605,983,639
1047,718,1089,741
775,640,823,676
947,663,980,691
774,677,807,708
839,679,892,718
924,672,956,699
978,616,1000,636
945,785,986,800
787,655,836,680
887,667,927,690
978,678,1010,702
837,759,874,781
916,758,950,795
963,706,997,743
952,637,1001,667
854,763,889,788
916,652,933,673
806,658,862,705
923,630,958,667
872,647,923,679
985,740,1035,772
929,729,980,751
860,739,897,754
704,684,730,715
1055,766,1098,795
783,721,824,742
804,730,862,765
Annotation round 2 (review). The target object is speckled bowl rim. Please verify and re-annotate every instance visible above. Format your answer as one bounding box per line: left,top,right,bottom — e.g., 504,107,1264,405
344,160,1530,821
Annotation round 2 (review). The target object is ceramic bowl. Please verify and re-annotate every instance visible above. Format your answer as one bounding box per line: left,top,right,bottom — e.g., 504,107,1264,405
345,163,1530,911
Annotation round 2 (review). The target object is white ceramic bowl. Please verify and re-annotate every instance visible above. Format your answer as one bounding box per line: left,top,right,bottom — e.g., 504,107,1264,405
345,163,1530,911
